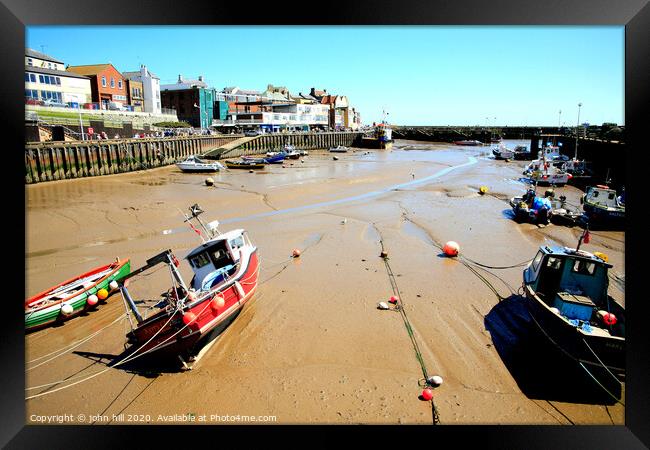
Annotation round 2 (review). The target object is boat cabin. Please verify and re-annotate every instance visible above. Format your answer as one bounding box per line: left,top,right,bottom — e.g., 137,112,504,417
524,246,618,327
583,186,623,209
185,230,251,291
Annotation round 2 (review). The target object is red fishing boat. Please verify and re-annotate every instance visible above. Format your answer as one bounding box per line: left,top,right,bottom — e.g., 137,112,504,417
118,204,259,366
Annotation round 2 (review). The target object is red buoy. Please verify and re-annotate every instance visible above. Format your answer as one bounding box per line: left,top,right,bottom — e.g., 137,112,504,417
603,312,617,326
421,388,433,401
211,296,225,311
292,249,301,258
443,241,459,257
182,312,197,326
389,296,399,304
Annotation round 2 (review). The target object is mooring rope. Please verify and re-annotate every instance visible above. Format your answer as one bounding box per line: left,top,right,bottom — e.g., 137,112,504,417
379,239,440,425
26,313,127,371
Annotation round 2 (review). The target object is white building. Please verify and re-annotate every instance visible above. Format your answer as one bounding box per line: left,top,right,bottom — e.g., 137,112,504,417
24,48,92,105
122,65,162,114
217,103,330,132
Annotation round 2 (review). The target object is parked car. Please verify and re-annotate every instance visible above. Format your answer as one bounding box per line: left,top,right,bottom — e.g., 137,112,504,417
244,130,260,137
42,99,68,108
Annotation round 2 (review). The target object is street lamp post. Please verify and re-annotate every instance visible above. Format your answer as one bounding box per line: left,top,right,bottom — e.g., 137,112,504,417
558,109,562,129
78,106,85,141
575,102,582,160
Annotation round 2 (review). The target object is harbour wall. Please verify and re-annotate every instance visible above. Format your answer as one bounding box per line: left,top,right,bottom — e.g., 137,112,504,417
24,135,239,184
24,132,365,184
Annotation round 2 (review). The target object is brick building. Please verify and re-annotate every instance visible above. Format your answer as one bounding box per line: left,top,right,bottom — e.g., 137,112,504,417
66,63,129,110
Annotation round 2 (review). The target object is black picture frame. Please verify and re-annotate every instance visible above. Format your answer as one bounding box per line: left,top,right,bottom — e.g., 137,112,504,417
4,0,648,447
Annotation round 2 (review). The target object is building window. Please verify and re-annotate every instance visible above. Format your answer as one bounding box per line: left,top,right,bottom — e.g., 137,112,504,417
25,73,30,82
47,62,52,69
30,74,36,82
27,58,33,66
110,78,115,88
102,76,106,87
118,80,123,89
56,77,61,86
39,75,44,84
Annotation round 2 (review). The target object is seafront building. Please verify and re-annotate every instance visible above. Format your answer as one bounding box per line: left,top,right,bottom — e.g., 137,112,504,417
122,65,162,115
24,48,92,105
160,75,216,129
66,63,130,110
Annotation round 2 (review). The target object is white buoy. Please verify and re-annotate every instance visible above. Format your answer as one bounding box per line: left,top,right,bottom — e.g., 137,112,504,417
550,307,561,315
341,219,347,224
377,302,390,310
428,375,444,387
109,280,119,291
61,303,74,316
205,177,214,186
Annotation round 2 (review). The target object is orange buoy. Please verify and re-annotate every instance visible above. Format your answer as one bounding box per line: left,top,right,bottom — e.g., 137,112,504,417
182,311,197,326
97,288,109,300
211,296,225,311
389,296,399,304
443,241,459,257
87,294,99,306
292,249,301,258
421,388,433,401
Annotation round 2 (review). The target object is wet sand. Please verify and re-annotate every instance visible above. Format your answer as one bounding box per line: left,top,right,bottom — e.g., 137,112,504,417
25,140,625,425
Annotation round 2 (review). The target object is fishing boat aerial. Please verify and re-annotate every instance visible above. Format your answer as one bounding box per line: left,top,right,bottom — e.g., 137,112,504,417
176,155,225,173
513,145,535,160
523,230,625,379
581,185,625,227
283,144,301,159
510,188,583,226
492,143,514,160
118,204,260,366
25,258,131,332
523,158,572,186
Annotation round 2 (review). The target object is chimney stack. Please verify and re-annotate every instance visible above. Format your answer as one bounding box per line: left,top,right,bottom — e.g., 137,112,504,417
178,74,183,83
198,75,203,82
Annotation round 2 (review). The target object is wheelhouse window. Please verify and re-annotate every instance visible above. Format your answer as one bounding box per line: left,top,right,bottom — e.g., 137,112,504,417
229,236,244,250
190,253,211,269
571,260,596,276
546,256,562,270
531,251,544,271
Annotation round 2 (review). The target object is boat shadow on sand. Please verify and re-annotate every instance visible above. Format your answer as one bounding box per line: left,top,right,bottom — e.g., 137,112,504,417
484,295,622,405
73,348,182,376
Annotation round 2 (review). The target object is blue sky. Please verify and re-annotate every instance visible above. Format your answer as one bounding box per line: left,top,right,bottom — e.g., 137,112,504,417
26,26,624,126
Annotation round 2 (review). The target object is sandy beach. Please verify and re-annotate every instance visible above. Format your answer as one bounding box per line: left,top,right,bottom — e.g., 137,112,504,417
25,139,625,425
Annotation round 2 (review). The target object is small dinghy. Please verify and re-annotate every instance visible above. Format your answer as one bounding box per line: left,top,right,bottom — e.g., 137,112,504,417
329,145,349,153
25,258,131,331
225,160,265,170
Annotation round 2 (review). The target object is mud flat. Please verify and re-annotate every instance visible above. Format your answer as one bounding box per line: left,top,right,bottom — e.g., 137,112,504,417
25,140,624,425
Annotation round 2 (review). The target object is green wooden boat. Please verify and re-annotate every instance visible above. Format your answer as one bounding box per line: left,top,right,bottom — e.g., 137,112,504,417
25,258,131,332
